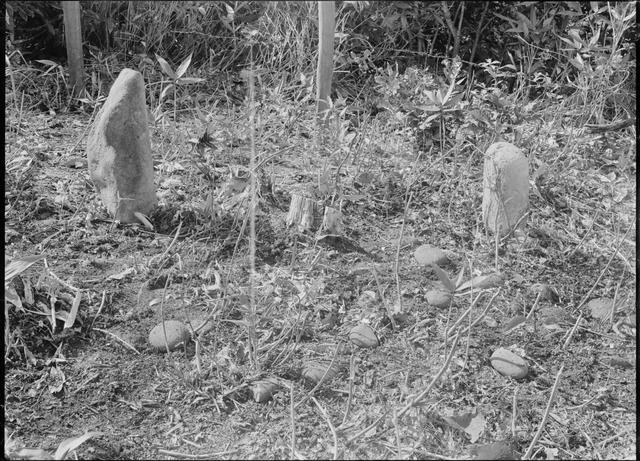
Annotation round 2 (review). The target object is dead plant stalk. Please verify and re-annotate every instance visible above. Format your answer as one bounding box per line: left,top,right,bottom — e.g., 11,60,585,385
522,363,565,459
347,333,461,444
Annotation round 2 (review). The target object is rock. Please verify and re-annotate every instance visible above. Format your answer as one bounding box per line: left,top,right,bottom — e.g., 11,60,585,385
414,245,448,266
482,142,529,237
349,323,379,348
252,379,281,403
148,320,190,352
530,283,559,303
426,290,451,307
587,297,615,320
472,441,518,460
302,361,338,384
87,68,157,223
490,347,528,379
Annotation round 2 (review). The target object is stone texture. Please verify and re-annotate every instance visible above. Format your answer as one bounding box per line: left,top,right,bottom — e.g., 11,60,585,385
482,142,529,237
87,68,156,223
490,347,528,379
148,320,190,352
426,290,451,307
414,244,448,266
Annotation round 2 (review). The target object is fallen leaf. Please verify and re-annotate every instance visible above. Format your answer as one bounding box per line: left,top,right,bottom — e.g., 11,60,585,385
443,409,486,443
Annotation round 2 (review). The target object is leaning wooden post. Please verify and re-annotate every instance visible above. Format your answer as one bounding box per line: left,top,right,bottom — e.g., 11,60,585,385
316,1,335,125
61,1,85,99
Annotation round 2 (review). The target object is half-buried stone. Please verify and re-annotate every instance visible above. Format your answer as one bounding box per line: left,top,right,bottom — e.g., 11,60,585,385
86,68,157,224
148,320,191,352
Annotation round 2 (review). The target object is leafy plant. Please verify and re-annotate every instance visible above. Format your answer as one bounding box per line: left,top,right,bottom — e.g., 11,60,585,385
155,52,205,123
431,263,504,296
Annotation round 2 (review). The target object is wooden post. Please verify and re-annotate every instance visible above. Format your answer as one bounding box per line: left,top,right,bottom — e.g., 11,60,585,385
316,1,335,124
61,1,85,99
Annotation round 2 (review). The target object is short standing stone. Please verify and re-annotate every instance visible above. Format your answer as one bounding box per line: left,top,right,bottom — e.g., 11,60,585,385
148,320,190,352
87,68,156,223
482,142,529,237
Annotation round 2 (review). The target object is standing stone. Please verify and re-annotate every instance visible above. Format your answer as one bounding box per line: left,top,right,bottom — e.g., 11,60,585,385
87,68,156,223
482,142,529,237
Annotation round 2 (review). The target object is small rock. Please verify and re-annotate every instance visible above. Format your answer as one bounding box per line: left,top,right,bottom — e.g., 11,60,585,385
501,315,528,333
148,320,190,352
65,157,88,168
426,290,451,307
302,362,338,384
490,347,528,379
483,316,498,328
530,283,559,303
252,379,281,403
414,245,448,266
587,298,615,320
473,441,518,460
349,323,379,348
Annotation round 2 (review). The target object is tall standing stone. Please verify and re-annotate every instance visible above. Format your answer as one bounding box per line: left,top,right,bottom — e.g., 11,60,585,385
86,68,156,223
482,142,529,237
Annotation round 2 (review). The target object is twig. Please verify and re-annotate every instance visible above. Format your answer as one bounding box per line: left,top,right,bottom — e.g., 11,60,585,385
371,264,396,329
346,410,390,445
341,352,356,426
512,386,518,437
574,222,633,312
445,291,486,338
94,328,140,355
160,274,172,354
580,428,603,460
290,382,297,460
522,363,564,460
393,190,413,321
295,343,343,410
248,63,259,371
392,409,401,456
526,291,542,319
599,428,631,448
397,333,460,419
43,261,79,292
450,291,498,341
609,264,626,326
67,103,100,155
148,220,182,268
345,335,462,444
561,313,582,350
156,449,239,459
566,210,600,261
312,397,339,460
90,290,107,330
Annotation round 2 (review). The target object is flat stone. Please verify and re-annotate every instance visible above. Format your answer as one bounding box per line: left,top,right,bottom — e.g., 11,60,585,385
482,142,529,237
148,320,190,352
426,290,451,307
490,347,528,379
473,441,517,460
414,245,448,266
87,68,156,223
587,297,615,320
